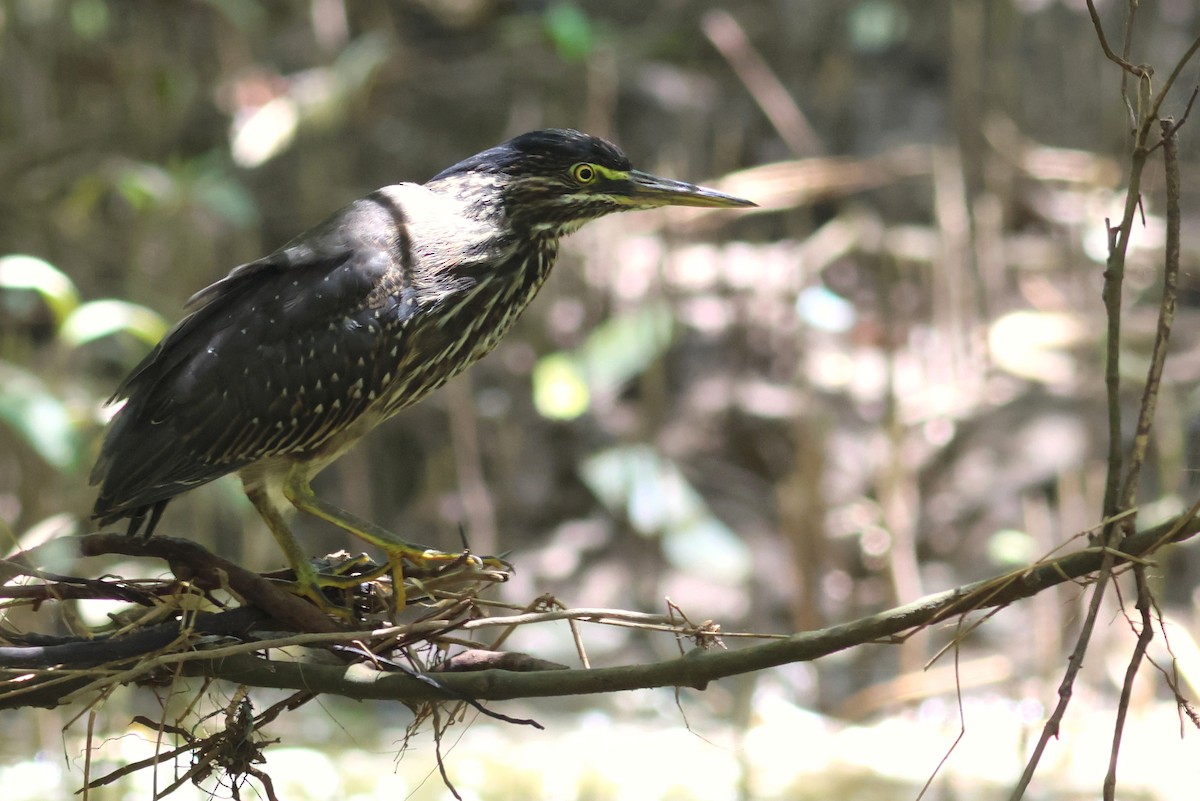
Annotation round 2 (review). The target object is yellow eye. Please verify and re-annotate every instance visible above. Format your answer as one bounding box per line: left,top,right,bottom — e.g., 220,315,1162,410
571,163,598,184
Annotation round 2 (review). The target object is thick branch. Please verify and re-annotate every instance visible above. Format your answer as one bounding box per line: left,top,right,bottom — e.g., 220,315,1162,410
187,515,1199,703
76,533,346,634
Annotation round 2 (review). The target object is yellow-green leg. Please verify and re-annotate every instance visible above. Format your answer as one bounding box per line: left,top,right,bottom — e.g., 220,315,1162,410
244,484,384,615
280,467,502,609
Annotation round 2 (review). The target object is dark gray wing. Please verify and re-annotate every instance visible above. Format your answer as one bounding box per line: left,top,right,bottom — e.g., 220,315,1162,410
91,191,418,525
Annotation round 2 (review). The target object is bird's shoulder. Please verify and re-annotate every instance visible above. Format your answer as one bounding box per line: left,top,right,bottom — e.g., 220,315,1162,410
109,192,426,404
184,189,427,312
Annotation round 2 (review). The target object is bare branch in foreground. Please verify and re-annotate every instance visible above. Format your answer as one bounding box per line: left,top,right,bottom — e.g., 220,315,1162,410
184,514,1199,703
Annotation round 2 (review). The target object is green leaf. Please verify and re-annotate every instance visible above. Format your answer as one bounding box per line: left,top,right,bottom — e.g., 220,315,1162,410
69,0,110,40
544,2,594,61
0,254,81,327
849,0,909,53
580,445,752,582
114,162,175,211
578,303,674,391
531,303,675,420
0,363,79,469
987,528,1035,566
60,300,169,349
332,31,392,93
191,173,261,227
532,352,590,420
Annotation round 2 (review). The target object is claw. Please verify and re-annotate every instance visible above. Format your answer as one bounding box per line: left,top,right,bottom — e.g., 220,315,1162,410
273,546,511,619
383,547,510,609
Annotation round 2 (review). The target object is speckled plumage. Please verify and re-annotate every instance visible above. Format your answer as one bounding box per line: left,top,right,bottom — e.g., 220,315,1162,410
93,147,552,528
90,129,752,596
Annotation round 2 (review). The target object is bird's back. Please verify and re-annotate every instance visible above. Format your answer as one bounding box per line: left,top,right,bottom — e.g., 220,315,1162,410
91,182,556,531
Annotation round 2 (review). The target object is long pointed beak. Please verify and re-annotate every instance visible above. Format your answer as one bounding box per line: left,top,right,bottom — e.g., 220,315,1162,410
622,170,756,209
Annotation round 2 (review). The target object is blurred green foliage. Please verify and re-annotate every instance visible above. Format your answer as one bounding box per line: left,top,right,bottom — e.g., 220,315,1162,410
582,443,752,582
0,253,165,477
533,303,674,419
543,2,597,62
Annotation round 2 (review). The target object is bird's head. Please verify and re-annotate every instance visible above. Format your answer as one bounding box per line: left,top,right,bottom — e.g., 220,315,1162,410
427,129,754,236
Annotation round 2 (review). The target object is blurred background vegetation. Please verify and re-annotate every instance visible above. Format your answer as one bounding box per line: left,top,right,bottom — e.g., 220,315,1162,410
2,0,1200,799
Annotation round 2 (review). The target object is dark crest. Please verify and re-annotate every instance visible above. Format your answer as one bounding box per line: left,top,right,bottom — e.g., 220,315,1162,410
430,129,632,181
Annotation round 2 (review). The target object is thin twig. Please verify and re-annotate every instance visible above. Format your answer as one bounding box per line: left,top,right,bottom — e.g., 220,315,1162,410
1085,0,1151,80
1008,547,1117,801
916,623,967,800
1104,566,1154,800
1118,114,1183,508
1146,35,1200,123
1145,86,1199,154
1118,0,1142,126
1099,116,1185,800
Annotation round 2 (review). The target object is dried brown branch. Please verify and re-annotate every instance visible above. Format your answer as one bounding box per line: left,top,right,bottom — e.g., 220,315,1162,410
181,514,1198,704
701,9,823,158
76,533,345,634
1099,101,1187,801
1105,566,1155,801
1085,0,1151,81
9,514,1189,712
1146,35,1200,123
1118,116,1183,511
1013,12,1200,801
1013,543,1115,801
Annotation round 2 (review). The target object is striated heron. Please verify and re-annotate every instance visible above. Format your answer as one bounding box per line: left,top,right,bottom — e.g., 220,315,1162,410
91,129,754,611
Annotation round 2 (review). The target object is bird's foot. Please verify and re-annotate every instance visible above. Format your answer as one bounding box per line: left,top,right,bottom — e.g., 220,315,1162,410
397,547,510,576
275,549,511,619
382,546,512,610
263,554,387,619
